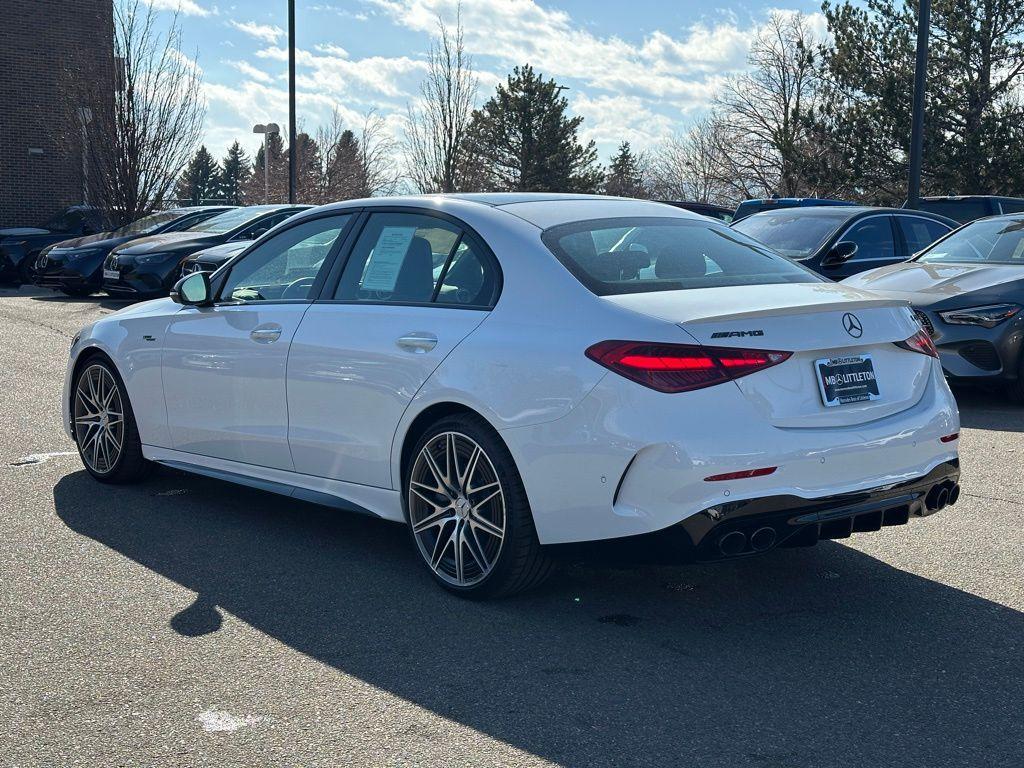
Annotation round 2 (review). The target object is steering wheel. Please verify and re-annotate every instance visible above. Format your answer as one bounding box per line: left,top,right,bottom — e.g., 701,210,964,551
281,276,315,300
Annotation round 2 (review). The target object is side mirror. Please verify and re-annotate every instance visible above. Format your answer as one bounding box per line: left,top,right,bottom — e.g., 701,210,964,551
170,271,212,306
822,240,858,267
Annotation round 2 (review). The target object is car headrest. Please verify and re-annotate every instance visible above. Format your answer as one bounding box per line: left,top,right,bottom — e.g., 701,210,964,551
653,245,706,279
392,236,434,302
589,251,650,282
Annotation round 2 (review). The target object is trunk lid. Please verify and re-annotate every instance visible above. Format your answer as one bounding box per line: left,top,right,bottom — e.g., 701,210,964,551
604,283,929,428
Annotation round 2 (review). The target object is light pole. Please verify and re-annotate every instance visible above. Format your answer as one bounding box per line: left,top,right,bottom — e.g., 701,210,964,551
76,107,93,205
907,0,930,209
288,0,297,204
252,122,280,203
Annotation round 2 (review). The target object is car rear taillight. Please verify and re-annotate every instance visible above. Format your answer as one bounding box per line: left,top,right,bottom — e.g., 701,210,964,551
585,341,791,393
894,329,938,358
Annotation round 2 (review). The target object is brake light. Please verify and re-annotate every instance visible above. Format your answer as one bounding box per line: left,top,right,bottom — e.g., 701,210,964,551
585,341,791,393
895,329,938,358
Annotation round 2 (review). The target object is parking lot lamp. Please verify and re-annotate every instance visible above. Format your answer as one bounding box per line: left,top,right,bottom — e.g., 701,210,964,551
288,0,297,204
907,0,930,209
252,123,280,203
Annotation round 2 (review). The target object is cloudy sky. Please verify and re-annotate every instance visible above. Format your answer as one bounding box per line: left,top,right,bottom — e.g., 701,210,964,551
152,0,828,163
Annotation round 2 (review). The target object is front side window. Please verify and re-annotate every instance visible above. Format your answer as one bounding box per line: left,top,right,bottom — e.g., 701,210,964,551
918,218,1024,265
544,217,820,296
335,213,483,304
220,214,351,302
897,216,951,255
841,217,896,261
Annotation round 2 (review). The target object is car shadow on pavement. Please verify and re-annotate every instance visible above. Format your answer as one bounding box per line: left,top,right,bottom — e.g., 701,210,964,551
54,469,1023,768
954,386,1024,432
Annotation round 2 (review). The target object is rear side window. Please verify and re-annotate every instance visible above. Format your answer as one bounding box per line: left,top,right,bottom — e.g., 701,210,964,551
896,216,951,254
334,212,498,307
999,199,1024,214
542,217,821,296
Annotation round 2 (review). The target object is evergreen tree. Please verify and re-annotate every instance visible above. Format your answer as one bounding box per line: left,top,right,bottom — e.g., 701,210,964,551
466,65,603,193
603,142,647,198
246,132,286,203
326,129,371,200
175,146,223,205
284,132,322,204
219,141,252,205
817,0,1024,201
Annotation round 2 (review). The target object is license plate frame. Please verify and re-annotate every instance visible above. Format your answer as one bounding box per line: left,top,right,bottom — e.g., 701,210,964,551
102,268,119,280
815,354,881,407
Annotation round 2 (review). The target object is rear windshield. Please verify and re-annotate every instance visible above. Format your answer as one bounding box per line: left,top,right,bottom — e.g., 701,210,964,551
731,209,848,259
542,217,821,296
918,218,1024,265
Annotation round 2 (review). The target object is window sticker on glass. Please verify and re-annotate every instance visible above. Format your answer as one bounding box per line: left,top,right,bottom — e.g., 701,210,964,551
361,227,415,291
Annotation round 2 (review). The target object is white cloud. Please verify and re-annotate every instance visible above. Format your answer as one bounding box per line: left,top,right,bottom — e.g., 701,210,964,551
229,20,284,44
148,0,214,17
225,60,274,84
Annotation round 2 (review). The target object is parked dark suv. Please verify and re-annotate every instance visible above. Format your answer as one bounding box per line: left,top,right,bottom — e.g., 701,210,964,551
658,201,734,223
908,196,1024,224
103,205,310,299
0,206,107,285
731,206,957,279
34,206,234,296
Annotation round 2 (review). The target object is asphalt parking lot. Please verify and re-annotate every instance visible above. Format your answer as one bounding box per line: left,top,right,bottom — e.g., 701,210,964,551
2,284,1023,768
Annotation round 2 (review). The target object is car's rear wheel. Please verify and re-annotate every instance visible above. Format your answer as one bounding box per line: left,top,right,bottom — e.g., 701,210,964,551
72,359,151,483
17,255,34,286
405,414,553,598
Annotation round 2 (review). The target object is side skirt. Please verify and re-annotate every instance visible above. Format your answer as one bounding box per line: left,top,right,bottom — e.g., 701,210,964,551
142,445,405,522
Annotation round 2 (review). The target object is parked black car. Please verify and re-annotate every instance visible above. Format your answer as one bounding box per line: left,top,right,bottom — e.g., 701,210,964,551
34,206,235,296
907,195,1024,224
0,205,107,285
730,206,957,279
179,240,251,276
843,214,1024,399
732,197,855,222
658,201,734,223
103,205,310,299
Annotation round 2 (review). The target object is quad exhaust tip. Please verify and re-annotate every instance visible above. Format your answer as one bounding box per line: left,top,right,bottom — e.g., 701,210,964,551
718,531,747,556
925,482,960,512
750,526,777,552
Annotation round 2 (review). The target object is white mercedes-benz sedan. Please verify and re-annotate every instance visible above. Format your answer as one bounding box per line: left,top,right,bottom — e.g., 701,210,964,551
64,194,961,597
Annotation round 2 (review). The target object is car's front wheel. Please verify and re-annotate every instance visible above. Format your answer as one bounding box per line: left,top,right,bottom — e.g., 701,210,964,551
72,358,151,483
404,414,553,598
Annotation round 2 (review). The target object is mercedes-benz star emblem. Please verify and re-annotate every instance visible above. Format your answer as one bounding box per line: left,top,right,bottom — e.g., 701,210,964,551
842,312,863,338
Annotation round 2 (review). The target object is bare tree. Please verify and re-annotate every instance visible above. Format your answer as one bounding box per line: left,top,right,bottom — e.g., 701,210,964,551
72,0,204,225
358,110,402,197
714,11,821,199
649,117,735,204
403,9,478,193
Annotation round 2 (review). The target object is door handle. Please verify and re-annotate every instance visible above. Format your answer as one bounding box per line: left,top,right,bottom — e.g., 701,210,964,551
250,324,283,343
396,332,438,353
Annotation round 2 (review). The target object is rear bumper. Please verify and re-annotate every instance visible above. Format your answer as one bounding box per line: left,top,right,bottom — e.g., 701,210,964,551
502,359,959,545
551,460,961,563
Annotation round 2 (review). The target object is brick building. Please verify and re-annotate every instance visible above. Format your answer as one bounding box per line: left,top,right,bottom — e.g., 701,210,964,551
0,1,114,226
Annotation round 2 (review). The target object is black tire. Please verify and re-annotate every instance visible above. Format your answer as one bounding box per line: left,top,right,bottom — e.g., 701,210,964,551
403,413,553,598
17,255,35,286
72,357,152,484
1006,357,1024,403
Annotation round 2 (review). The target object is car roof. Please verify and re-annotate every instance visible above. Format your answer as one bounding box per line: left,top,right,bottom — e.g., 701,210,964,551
920,195,1024,202
307,193,704,229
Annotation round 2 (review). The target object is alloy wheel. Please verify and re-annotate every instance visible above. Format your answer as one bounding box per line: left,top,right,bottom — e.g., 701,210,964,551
74,364,125,475
408,431,506,587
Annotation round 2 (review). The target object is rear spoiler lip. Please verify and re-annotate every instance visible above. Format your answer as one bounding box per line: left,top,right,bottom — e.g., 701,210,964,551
675,297,911,325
